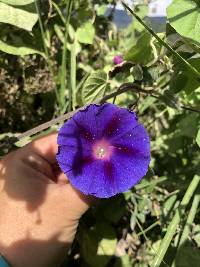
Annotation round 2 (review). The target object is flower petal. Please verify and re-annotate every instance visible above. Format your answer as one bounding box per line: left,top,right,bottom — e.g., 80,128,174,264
57,120,92,150
67,160,119,198
95,103,138,139
111,124,150,157
108,148,150,194
56,145,94,174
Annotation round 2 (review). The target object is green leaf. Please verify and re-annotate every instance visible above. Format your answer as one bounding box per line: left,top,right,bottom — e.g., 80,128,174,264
103,197,126,223
196,128,200,148
0,2,38,31
158,90,181,109
167,0,200,44
175,242,200,267
177,113,199,138
124,31,154,65
54,24,64,43
0,0,34,5
151,175,200,267
0,39,44,56
79,223,116,267
79,229,98,267
130,211,137,230
114,255,132,267
163,195,177,217
82,70,110,104
97,238,116,256
122,2,200,81
96,223,117,256
131,64,143,81
76,21,95,44
170,57,200,94
139,96,156,113
15,136,31,147
96,4,107,16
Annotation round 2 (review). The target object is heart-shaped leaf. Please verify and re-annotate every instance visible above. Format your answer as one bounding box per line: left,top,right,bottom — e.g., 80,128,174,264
82,70,110,104
167,0,200,44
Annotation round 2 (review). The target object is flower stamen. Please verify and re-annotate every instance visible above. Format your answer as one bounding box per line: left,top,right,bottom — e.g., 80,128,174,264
97,147,106,158
93,139,113,160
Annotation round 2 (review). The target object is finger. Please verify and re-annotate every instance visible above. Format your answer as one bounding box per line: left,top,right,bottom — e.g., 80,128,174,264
28,135,94,215
22,153,54,179
24,134,70,184
52,163,69,184
64,183,95,219
26,133,58,164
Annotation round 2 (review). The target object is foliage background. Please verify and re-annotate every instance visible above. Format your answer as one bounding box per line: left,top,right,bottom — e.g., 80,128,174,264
0,0,200,266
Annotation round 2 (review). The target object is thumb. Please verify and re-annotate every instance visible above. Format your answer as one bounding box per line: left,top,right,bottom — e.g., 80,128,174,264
28,133,94,218
63,183,94,220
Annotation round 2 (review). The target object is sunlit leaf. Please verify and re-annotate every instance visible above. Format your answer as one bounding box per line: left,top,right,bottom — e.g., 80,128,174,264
0,39,44,56
15,136,31,147
125,31,154,65
0,2,38,31
79,222,116,267
167,0,200,44
76,21,95,44
0,0,34,5
82,70,110,104
163,195,177,217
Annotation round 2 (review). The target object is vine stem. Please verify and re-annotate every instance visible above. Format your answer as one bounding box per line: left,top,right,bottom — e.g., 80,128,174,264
15,83,153,141
137,221,160,237
16,108,81,141
151,175,200,267
14,82,200,142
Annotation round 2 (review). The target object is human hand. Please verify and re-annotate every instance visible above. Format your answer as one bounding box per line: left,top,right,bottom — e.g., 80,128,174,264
0,134,91,267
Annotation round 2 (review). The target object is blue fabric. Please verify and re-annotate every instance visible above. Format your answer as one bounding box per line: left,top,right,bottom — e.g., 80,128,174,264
0,256,11,267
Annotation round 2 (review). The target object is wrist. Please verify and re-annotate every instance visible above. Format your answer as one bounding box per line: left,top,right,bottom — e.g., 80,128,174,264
0,253,11,267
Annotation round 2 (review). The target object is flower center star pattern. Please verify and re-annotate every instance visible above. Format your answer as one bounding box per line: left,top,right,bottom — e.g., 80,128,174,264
56,103,150,198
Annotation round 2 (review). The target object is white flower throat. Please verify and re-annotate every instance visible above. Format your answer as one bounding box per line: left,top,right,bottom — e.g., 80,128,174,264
96,147,106,158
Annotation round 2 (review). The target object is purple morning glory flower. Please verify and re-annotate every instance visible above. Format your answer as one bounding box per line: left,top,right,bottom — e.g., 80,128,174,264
56,103,150,198
113,55,123,65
